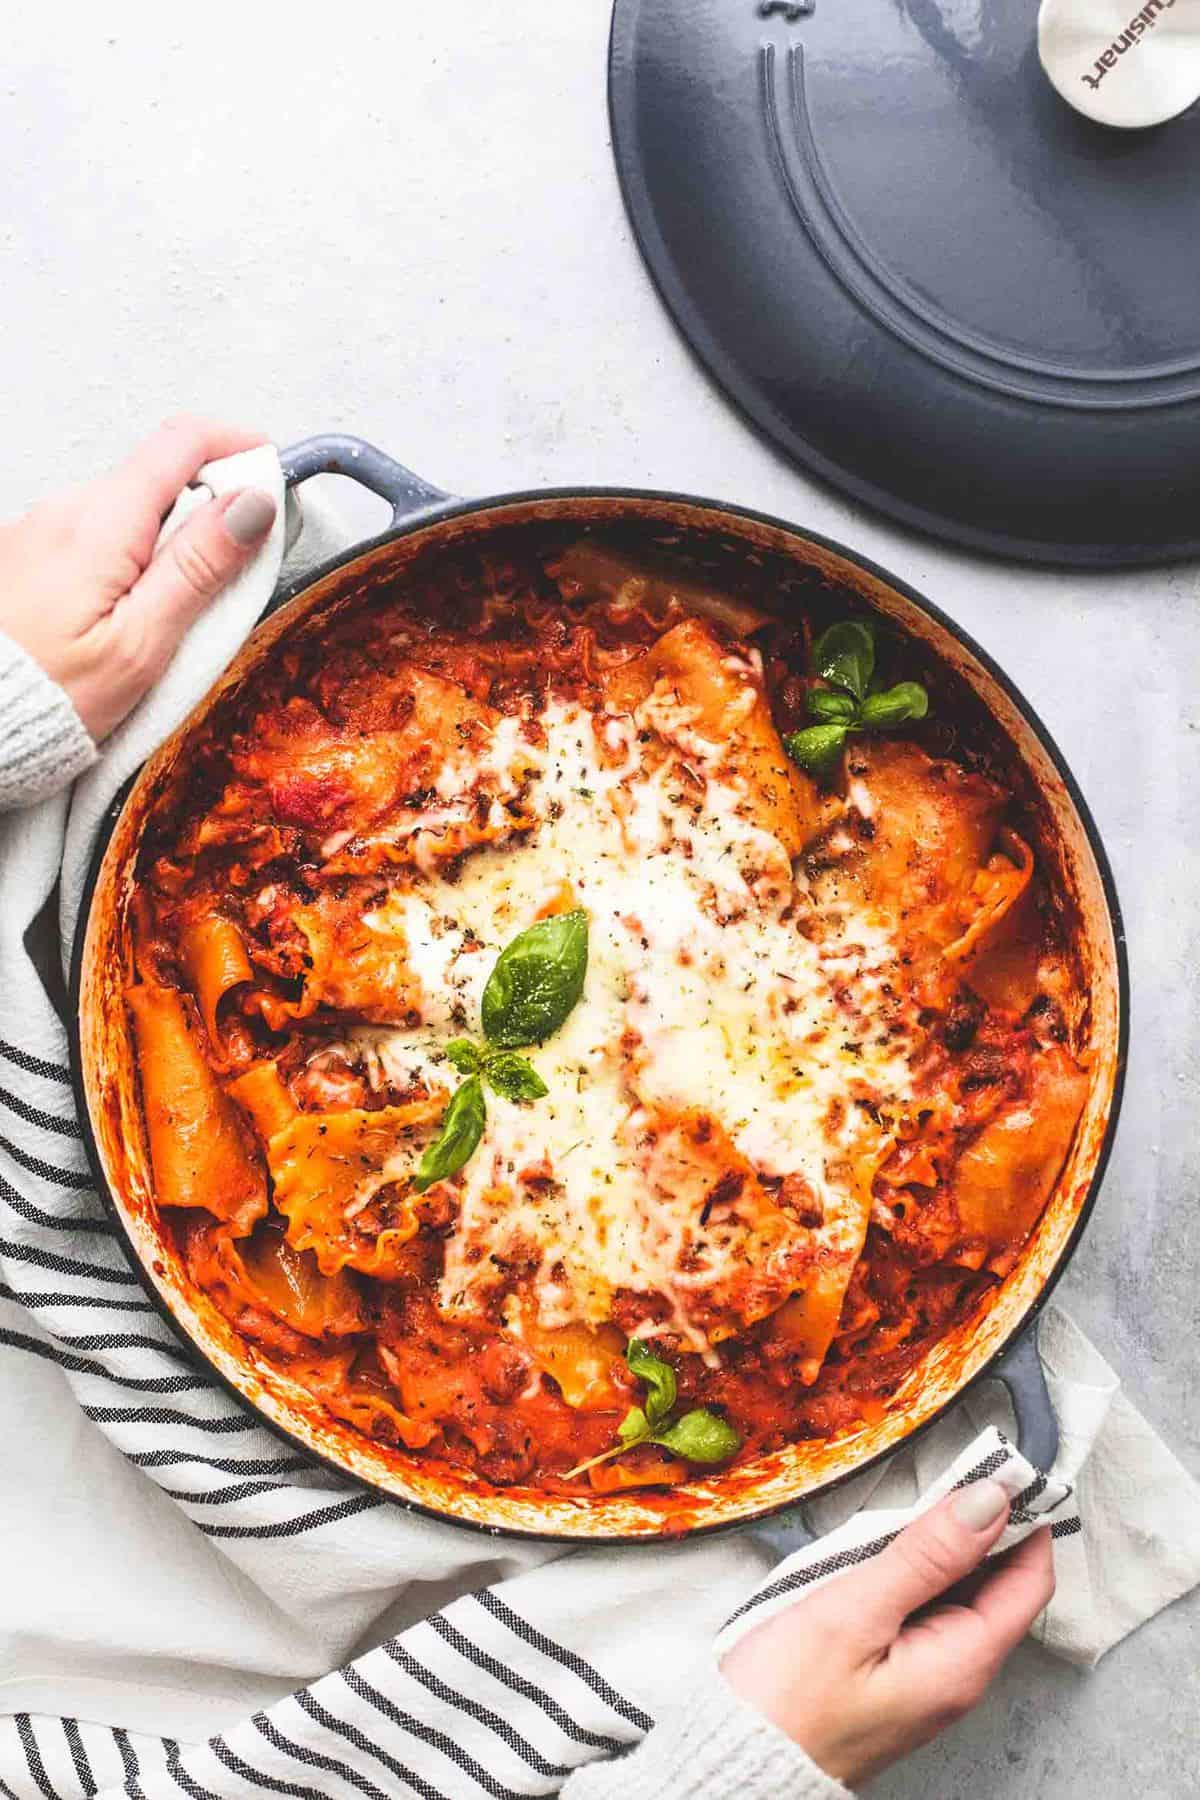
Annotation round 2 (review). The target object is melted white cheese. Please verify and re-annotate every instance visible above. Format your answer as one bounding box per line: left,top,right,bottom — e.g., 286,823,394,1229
329,697,916,1356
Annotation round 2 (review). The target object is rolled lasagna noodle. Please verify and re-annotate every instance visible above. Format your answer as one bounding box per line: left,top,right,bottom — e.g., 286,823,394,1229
180,913,254,1047
126,983,266,1236
226,1062,298,1139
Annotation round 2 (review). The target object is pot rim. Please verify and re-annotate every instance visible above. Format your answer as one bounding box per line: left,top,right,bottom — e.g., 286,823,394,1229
68,481,1130,1547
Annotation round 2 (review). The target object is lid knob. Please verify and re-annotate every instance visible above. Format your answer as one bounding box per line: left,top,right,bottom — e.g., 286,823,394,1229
1038,0,1200,128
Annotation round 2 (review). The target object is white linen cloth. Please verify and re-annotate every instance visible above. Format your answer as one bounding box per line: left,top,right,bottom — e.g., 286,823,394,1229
1,447,1198,1797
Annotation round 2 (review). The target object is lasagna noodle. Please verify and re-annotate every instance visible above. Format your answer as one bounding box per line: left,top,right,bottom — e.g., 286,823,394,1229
769,1125,895,1384
948,831,1042,1015
950,1044,1089,1272
943,828,1034,968
508,1310,628,1412
229,669,501,842
126,983,266,1236
549,538,773,638
186,1220,362,1345
268,1100,444,1278
288,892,427,1021
227,1062,298,1139
179,913,253,1048
631,1109,847,1349
288,1351,438,1451
841,740,1008,957
602,617,821,854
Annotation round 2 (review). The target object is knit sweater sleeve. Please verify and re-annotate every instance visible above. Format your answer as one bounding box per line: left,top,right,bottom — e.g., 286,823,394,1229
0,631,96,811
559,1661,854,1800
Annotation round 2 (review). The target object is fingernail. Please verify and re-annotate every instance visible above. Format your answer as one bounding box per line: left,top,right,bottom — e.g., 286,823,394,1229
953,1479,1009,1531
223,488,277,546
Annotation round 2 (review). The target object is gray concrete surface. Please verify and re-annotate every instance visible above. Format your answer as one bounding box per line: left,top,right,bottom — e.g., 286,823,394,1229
2,2,1197,1792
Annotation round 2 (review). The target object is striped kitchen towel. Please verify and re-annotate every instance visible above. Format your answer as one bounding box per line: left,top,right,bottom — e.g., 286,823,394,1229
1,447,1198,1799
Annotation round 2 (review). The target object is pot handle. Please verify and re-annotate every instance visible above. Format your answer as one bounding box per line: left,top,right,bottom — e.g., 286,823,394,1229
991,1317,1059,1473
279,434,451,524
749,1320,1058,1562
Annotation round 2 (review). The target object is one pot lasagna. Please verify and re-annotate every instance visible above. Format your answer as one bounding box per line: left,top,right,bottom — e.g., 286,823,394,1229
126,538,1089,1494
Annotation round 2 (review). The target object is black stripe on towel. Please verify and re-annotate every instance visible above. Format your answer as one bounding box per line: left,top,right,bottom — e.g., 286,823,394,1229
1011,1472,1050,1512
0,1134,93,1189
0,1040,71,1085
0,1280,154,1312
113,1728,147,1800
62,1719,97,1798
15,1714,59,1800
165,1738,221,1800
723,1526,904,1628
1051,1516,1083,1540
197,1492,382,1538
429,1610,624,1754
163,1477,298,1508
254,1712,402,1800
129,1449,315,1477
0,1327,206,1393
1012,1482,1073,1528
473,1590,654,1734
949,1445,1014,1489
54,1329,190,1361
293,1690,450,1800
384,1639,571,1780
84,1403,255,1433
0,1173,111,1234
0,1237,139,1284
0,1086,80,1138
210,1733,332,1800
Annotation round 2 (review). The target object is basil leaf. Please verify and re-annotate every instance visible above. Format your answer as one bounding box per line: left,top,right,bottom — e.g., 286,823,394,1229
617,1405,651,1446
812,619,876,701
806,686,859,725
444,1038,482,1075
626,1338,678,1427
859,681,929,730
481,909,589,1048
414,1075,486,1192
650,1408,742,1465
484,1051,549,1103
784,723,848,782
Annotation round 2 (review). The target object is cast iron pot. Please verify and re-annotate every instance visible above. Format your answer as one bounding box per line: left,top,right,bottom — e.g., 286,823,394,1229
71,436,1128,1551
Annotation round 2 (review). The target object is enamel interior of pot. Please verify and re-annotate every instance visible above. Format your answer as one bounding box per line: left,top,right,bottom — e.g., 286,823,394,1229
78,496,1122,1541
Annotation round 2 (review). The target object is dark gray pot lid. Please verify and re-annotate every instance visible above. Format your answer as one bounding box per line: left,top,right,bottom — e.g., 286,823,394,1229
609,0,1200,566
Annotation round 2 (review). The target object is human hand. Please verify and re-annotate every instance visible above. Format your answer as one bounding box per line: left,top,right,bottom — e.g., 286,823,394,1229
0,415,277,742
721,1482,1055,1789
